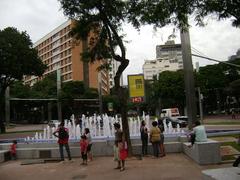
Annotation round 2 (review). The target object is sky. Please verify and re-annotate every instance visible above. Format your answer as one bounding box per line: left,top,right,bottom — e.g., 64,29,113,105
1,0,240,84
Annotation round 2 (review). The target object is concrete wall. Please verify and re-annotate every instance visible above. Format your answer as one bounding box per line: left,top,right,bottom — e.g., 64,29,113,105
0,137,184,160
183,139,221,165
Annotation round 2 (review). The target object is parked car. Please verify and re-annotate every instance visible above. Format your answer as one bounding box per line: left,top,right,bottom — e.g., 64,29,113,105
162,116,188,128
48,120,60,127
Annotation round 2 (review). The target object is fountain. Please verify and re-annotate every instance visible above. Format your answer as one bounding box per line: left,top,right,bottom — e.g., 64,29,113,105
25,113,185,143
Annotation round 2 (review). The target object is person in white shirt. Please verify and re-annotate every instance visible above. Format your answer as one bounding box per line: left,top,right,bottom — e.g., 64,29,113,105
189,121,207,146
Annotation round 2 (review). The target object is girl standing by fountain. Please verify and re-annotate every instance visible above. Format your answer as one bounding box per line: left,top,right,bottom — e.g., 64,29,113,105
140,120,148,156
80,135,88,165
113,122,126,171
84,128,93,161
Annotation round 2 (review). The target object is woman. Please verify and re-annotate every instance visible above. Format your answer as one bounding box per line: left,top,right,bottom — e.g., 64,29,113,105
140,120,148,156
150,121,160,158
158,119,166,157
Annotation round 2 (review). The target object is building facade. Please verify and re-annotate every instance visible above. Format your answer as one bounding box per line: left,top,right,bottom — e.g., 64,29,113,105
143,40,183,80
23,20,109,95
108,59,123,89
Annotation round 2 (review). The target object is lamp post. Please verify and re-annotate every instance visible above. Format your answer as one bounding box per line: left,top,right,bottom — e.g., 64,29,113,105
180,24,197,130
98,72,103,114
5,86,10,126
196,62,203,123
57,68,62,122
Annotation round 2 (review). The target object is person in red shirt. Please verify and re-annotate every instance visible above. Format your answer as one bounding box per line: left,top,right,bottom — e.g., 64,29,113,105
10,140,17,160
80,135,88,165
53,122,72,161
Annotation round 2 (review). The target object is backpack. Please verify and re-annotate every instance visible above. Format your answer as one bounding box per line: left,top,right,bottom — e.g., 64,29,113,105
58,128,69,139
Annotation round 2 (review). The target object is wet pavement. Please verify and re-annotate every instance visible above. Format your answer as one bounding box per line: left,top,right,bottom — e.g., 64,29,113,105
0,154,233,180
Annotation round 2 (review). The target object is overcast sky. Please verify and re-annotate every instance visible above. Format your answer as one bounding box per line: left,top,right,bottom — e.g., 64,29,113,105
1,0,240,84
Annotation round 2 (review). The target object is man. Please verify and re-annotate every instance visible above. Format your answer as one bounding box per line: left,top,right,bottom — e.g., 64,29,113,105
189,121,207,146
53,122,72,161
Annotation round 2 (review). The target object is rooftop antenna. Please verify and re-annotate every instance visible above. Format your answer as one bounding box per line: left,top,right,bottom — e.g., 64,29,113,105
168,28,176,40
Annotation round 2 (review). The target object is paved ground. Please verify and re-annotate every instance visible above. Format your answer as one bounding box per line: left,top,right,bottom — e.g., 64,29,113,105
0,154,233,180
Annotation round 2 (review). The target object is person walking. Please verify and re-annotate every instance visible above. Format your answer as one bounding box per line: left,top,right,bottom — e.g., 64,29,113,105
140,120,148,156
53,122,72,161
150,121,161,158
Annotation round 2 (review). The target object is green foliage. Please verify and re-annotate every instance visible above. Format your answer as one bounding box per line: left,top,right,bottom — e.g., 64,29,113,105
10,81,32,98
129,0,240,29
195,58,240,113
61,81,85,100
31,73,57,98
0,27,47,96
102,94,120,113
146,70,185,113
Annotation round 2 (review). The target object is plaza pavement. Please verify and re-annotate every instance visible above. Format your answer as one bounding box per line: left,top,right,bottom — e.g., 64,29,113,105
0,154,232,180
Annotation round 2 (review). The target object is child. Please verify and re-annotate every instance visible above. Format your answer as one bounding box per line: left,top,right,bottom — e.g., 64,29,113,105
84,128,93,161
10,140,17,160
80,135,88,165
119,141,128,171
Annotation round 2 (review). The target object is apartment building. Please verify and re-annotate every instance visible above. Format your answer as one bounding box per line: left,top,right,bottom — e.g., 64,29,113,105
108,59,123,89
23,20,109,95
143,40,183,80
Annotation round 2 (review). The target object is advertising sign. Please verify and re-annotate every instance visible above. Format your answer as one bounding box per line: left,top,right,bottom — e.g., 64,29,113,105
128,74,145,103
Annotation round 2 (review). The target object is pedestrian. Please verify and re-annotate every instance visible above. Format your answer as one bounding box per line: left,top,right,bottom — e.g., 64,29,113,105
158,119,166,157
119,139,127,172
84,128,93,161
80,135,88,165
10,140,17,160
188,120,207,147
113,122,126,171
140,120,148,156
233,135,240,167
53,122,72,161
150,121,161,158
231,108,236,119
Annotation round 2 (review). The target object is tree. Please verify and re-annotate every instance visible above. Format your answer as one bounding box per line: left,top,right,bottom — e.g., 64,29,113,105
58,0,240,152
0,27,46,133
59,0,134,154
148,71,185,114
128,0,240,29
32,73,57,98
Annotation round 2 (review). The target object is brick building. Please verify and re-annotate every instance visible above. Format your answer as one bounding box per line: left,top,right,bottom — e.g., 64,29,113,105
24,20,109,95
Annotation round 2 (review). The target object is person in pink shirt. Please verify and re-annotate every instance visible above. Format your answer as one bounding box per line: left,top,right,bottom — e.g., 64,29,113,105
10,140,17,160
80,135,88,165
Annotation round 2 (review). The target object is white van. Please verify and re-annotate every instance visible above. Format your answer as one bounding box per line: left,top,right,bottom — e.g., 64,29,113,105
161,108,180,117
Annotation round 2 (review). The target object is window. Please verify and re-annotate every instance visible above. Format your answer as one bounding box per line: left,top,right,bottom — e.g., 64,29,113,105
135,79,143,89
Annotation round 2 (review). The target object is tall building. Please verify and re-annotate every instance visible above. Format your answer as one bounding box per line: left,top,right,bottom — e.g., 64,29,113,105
108,59,123,89
23,20,109,95
143,40,183,80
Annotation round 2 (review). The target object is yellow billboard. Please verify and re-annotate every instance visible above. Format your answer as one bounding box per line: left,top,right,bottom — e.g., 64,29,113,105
128,74,145,98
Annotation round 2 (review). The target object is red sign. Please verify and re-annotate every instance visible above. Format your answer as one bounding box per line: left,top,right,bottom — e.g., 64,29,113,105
131,97,143,103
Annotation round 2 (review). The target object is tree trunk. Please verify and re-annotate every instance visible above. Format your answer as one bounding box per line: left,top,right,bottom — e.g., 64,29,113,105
0,96,6,133
118,87,132,156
